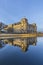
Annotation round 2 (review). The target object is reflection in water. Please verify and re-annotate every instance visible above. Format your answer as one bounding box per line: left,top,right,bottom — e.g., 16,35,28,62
0,40,6,48
0,37,37,52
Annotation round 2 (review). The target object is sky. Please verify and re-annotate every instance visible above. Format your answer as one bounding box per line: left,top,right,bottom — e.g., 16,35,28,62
0,0,43,31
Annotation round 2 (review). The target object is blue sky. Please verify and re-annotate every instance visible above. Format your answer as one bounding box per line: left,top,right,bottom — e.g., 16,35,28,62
0,0,43,31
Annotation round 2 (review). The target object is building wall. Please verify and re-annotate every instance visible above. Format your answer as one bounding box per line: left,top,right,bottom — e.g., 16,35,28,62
27,24,37,33
3,18,37,33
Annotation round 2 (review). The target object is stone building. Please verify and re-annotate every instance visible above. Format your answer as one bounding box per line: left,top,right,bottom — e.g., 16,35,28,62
3,18,37,33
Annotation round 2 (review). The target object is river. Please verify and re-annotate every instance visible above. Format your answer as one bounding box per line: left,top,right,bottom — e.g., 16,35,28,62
0,37,43,65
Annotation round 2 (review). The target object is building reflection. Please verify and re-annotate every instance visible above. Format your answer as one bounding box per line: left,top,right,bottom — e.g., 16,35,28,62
0,37,37,52
0,40,6,48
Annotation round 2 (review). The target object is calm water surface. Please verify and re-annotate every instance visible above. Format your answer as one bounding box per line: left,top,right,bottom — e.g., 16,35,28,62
0,37,43,65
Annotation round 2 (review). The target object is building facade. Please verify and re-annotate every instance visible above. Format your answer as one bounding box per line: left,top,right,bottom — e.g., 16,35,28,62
3,18,37,33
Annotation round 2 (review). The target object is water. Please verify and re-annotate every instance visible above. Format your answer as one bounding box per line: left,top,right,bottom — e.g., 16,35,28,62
0,37,43,65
